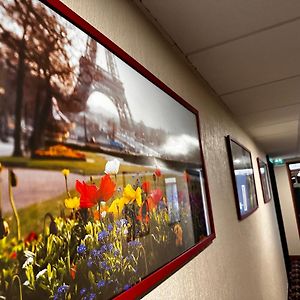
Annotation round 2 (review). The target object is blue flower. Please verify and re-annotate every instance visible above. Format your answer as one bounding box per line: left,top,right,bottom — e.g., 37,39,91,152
116,220,121,227
100,244,107,253
101,261,109,270
128,240,141,247
97,280,106,288
77,244,86,254
80,288,87,296
98,230,109,241
89,293,96,300
107,224,113,231
87,259,93,268
107,243,114,251
114,249,120,257
120,218,128,226
57,284,69,294
124,284,131,291
91,249,98,258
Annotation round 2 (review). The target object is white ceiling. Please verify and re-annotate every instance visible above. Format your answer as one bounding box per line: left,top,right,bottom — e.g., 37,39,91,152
135,0,300,159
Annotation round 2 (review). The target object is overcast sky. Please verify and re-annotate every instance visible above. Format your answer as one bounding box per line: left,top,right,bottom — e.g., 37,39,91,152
14,1,201,148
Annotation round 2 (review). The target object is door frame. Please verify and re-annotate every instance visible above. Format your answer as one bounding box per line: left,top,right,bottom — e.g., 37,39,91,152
286,161,300,238
267,156,290,276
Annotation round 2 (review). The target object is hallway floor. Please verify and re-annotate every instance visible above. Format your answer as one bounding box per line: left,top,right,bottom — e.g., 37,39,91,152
289,259,300,300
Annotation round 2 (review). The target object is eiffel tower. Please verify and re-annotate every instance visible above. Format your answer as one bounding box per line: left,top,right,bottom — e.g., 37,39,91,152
71,37,133,131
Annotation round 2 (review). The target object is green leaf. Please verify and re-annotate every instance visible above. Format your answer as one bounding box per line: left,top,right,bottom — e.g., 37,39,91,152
47,264,52,282
88,271,95,285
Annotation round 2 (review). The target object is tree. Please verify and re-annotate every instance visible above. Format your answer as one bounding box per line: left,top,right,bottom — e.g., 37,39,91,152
0,0,74,156
0,0,31,156
27,2,74,153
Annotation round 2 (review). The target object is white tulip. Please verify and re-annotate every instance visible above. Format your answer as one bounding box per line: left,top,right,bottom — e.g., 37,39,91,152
22,256,34,269
104,159,120,175
36,269,47,279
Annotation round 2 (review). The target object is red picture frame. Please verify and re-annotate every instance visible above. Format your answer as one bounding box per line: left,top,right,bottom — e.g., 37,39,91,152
0,0,216,299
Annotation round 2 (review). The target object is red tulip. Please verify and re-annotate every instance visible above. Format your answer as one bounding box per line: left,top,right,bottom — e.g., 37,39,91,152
154,169,161,177
148,189,163,210
76,180,99,208
24,231,38,244
70,264,77,280
97,174,116,202
142,181,151,194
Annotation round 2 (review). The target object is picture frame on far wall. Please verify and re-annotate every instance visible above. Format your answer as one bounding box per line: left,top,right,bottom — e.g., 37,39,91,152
257,158,273,203
226,136,258,220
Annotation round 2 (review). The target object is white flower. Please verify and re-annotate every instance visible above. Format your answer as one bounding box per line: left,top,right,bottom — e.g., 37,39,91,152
123,228,128,235
101,211,107,218
22,256,34,269
36,269,47,279
24,250,35,258
104,159,120,175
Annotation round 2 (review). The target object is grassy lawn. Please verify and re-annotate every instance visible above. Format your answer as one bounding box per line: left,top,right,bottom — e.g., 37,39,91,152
3,172,163,240
5,192,65,239
0,151,152,175
0,151,160,240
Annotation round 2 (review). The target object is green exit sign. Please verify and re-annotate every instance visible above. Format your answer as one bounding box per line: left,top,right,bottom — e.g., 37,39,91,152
269,158,284,165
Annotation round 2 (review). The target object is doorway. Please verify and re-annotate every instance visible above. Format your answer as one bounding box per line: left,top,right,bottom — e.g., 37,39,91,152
287,162,300,237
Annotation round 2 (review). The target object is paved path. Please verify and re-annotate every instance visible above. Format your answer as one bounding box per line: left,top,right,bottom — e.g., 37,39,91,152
0,168,89,213
0,140,13,156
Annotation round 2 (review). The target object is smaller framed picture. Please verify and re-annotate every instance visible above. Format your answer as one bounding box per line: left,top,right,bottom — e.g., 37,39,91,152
226,136,258,220
257,158,273,203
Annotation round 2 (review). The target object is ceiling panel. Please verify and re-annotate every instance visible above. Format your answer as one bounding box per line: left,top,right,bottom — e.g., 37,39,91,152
136,1,300,158
189,19,300,94
263,143,298,157
240,104,300,129
256,134,298,156
222,76,300,115
249,120,298,138
140,0,300,53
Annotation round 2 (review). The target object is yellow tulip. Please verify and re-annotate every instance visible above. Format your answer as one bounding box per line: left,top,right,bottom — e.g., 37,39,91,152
64,196,80,209
123,184,135,200
122,184,143,207
61,169,70,177
135,187,142,207
108,198,125,218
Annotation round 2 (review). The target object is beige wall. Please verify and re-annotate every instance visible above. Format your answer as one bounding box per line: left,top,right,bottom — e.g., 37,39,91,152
275,165,300,255
60,1,287,299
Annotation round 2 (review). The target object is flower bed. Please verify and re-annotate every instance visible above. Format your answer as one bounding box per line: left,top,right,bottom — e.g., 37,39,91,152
0,162,185,299
34,145,86,161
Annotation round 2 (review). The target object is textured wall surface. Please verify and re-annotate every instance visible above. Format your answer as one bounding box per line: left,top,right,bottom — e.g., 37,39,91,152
60,0,288,299
275,165,300,255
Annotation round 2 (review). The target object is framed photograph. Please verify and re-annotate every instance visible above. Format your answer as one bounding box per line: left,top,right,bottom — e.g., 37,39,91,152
226,136,258,220
257,158,273,203
0,0,215,299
